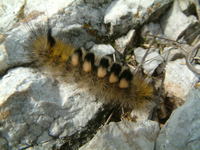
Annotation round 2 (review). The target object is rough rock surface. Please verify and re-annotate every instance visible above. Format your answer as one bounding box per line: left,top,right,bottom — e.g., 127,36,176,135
162,47,185,62
0,28,33,73
0,0,25,33
0,0,74,33
161,0,199,41
115,29,135,54
164,58,199,101
80,120,159,150
134,47,164,75
104,0,173,35
156,88,200,150
0,67,102,150
90,44,115,57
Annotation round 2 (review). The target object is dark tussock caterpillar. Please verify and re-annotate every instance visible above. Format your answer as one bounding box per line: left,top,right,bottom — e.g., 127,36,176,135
25,20,154,110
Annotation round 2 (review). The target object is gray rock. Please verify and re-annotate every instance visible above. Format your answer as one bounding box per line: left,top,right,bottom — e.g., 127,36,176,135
104,0,173,35
156,88,200,150
0,0,25,33
51,0,110,36
134,47,164,75
24,0,74,17
115,29,135,54
80,120,159,150
141,22,165,43
90,44,115,57
0,67,102,149
178,0,193,12
142,22,163,36
1,27,33,73
0,0,75,33
0,44,9,73
162,47,185,61
160,0,199,42
177,0,200,18
164,58,199,101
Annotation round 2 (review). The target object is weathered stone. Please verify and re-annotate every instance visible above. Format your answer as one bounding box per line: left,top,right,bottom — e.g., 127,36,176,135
160,0,199,42
156,88,200,150
80,120,159,150
0,67,102,150
141,22,165,42
104,0,173,35
162,47,185,61
90,44,115,57
115,29,135,54
0,0,25,33
134,47,164,75
164,58,199,101
25,0,74,17
177,0,200,18
0,44,9,73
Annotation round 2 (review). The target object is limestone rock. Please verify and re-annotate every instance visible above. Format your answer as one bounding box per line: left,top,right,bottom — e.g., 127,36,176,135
0,0,25,33
164,58,199,101
156,88,200,150
177,0,200,18
160,0,199,42
104,0,173,35
162,47,185,61
141,22,165,43
115,29,135,54
0,44,9,73
0,67,102,150
134,47,164,75
90,44,115,57
25,0,74,17
80,120,160,150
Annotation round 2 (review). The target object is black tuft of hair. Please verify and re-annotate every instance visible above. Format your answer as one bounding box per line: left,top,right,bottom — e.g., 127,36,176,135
74,49,83,58
110,63,122,76
84,52,95,65
47,28,56,47
120,69,133,81
99,57,109,68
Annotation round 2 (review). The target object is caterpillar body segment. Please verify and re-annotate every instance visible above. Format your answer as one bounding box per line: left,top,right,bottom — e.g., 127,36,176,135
97,57,110,78
71,49,83,67
109,63,122,84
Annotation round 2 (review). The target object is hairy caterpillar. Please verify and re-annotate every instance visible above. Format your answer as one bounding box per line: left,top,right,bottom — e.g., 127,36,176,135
26,21,154,110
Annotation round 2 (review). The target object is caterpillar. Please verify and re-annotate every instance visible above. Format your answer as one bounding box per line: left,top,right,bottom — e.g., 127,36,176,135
26,22,154,110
